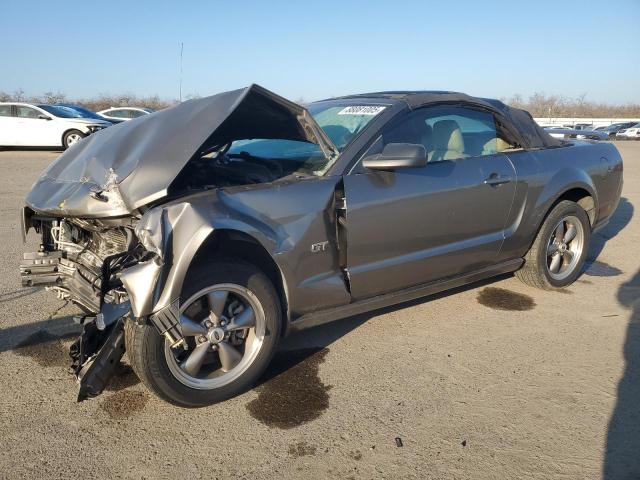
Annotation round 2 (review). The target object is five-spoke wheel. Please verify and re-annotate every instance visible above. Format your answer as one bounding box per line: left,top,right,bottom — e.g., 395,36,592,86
165,284,265,389
516,200,591,289
545,215,585,281
125,261,281,407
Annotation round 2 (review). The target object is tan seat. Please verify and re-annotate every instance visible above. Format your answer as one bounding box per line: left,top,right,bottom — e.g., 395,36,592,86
429,120,468,162
481,137,512,155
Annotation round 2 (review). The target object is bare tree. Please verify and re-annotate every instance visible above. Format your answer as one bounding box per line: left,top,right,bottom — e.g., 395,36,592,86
42,91,68,104
503,93,640,118
1,89,638,117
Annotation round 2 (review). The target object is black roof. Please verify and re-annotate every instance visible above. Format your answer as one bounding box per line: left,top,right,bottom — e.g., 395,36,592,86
323,90,559,149
328,90,510,111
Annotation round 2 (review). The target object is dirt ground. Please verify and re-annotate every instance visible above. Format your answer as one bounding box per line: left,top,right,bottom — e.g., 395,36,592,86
0,142,638,480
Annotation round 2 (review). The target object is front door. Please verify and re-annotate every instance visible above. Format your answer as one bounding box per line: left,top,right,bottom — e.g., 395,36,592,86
14,105,58,146
344,105,518,300
0,104,17,145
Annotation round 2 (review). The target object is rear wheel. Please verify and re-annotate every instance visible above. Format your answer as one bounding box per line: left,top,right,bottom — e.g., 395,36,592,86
126,260,281,407
63,129,85,149
516,200,591,289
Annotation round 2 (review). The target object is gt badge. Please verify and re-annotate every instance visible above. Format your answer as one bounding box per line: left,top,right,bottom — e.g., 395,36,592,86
311,241,329,253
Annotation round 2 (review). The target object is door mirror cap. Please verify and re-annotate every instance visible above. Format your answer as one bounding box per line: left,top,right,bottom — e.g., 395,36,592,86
362,143,427,170
37,114,52,120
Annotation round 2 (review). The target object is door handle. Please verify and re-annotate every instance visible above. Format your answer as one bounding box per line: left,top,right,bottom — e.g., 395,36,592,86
484,173,512,187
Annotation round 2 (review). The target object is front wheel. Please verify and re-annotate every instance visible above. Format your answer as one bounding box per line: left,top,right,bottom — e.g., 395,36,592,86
126,261,281,407
516,200,591,290
63,129,86,149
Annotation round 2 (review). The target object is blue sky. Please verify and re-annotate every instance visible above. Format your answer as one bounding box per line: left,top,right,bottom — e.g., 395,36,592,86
1,0,639,103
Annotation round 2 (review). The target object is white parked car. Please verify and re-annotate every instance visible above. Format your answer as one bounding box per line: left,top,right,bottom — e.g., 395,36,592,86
615,123,640,140
0,103,111,149
97,107,154,122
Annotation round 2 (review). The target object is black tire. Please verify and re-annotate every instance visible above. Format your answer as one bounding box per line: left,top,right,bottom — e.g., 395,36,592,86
125,260,281,407
62,129,85,149
516,200,591,290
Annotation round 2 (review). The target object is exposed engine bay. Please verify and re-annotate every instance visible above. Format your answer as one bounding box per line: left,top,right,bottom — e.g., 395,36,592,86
21,213,145,400
170,148,328,193
21,214,143,312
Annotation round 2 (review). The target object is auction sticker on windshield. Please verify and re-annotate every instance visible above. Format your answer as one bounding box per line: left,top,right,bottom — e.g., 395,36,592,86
338,106,386,115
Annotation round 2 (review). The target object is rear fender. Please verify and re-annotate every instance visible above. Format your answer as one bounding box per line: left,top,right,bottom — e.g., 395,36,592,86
533,167,597,230
504,166,598,258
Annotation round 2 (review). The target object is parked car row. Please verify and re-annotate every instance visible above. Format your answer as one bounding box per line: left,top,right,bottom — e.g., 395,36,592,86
0,102,155,149
540,121,640,140
613,123,640,140
539,121,639,140
593,122,639,139
542,126,609,141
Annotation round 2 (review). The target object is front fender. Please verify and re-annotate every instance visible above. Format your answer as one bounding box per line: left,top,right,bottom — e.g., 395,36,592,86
119,199,281,318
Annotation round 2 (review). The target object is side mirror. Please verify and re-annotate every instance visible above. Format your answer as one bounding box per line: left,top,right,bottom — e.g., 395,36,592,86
38,115,52,121
362,143,427,170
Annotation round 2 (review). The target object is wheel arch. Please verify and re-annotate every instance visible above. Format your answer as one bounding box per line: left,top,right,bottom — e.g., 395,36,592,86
534,167,598,231
186,229,291,333
508,170,598,260
519,186,595,259
552,188,596,226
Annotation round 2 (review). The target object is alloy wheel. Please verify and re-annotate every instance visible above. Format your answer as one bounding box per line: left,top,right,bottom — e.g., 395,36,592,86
545,215,585,281
66,133,82,146
164,283,265,390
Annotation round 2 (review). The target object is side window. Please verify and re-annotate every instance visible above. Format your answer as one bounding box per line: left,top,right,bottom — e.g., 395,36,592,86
15,106,41,119
107,109,127,118
128,110,146,118
371,106,516,163
0,105,12,117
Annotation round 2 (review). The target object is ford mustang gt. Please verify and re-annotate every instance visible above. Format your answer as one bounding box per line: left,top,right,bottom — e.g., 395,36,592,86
20,85,623,406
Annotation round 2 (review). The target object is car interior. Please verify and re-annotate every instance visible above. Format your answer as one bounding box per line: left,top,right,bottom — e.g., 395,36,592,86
383,111,514,162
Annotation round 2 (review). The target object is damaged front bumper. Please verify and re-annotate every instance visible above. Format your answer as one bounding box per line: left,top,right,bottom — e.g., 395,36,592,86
20,208,142,400
70,303,130,401
20,199,231,401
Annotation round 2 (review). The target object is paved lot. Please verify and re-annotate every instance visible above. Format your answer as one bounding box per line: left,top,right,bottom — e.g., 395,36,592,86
0,143,638,479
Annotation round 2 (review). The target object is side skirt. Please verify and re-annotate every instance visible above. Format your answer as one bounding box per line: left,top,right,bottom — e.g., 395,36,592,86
289,258,523,332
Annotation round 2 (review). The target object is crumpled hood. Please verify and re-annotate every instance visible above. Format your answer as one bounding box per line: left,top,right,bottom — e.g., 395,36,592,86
26,84,337,218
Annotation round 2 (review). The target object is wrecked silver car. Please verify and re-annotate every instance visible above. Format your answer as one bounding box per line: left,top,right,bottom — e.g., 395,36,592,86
21,85,623,406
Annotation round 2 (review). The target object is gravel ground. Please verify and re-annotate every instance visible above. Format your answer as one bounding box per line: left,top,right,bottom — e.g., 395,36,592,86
0,143,638,479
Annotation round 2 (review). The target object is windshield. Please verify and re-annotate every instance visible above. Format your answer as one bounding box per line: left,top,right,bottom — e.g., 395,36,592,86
38,105,95,119
56,104,105,120
309,103,386,149
225,101,387,177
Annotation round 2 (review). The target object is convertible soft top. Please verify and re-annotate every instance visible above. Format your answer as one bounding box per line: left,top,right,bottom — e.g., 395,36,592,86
332,90,560,149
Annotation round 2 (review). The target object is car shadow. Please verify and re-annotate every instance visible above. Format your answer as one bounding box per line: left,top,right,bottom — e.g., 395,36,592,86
586,197,633,265
256,273,510,387
0,314,79,354
260,198,635,383
0,287,39,304
604,268,640,479
0,146,63,152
